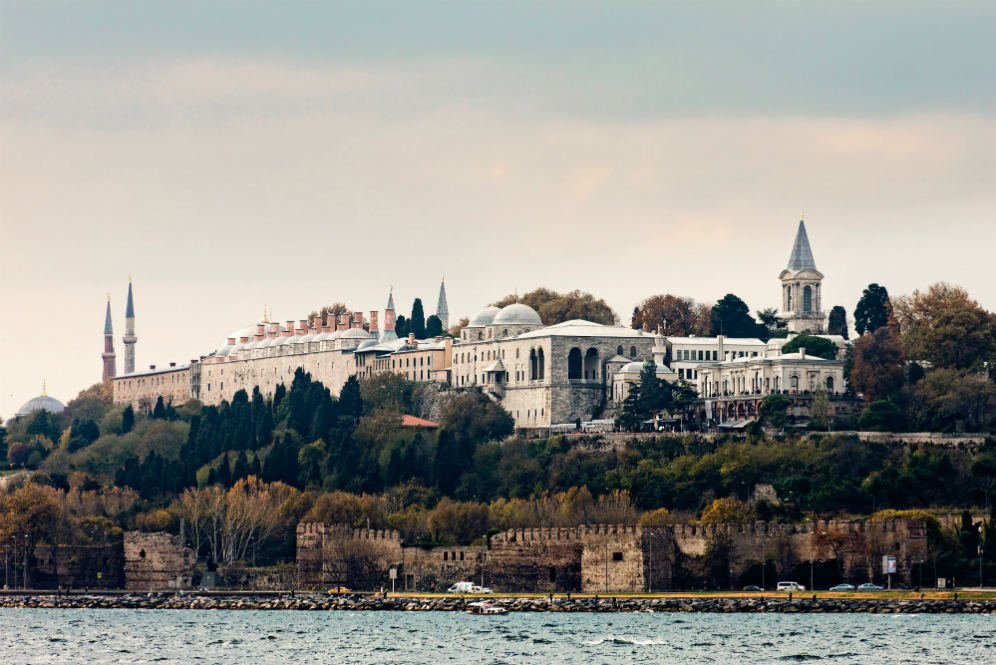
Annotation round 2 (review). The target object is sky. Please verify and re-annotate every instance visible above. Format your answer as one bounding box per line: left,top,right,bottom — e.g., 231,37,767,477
1,1,994,418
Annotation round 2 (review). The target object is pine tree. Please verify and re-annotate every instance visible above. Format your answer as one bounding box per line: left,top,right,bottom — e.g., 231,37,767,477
854,283,891,335
153,396,166,419
827,305,849,339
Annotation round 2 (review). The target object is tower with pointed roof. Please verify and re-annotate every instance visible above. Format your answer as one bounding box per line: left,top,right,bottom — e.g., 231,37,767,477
102,295,116,381
123,278,138,374
778,218,826,333
436,277,449,332
380,288,398,343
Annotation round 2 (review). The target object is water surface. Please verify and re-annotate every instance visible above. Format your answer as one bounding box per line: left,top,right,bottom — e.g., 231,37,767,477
1,608,991,664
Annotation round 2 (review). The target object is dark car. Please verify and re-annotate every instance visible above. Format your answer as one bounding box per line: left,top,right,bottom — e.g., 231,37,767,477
743,585,762,591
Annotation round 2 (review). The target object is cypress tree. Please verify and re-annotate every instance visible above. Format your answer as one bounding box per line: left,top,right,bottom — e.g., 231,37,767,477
410,298,426,339
233,450,250,481
434,429,460,496
250,454,262,479
218,454,232,488
120,405,135,434
153,396,166,420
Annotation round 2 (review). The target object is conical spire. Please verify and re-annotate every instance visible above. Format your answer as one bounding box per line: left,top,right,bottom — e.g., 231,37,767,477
104,297,114,334
786,220,817,271
436,277,449,330
125,279,135,318
386,286,395,311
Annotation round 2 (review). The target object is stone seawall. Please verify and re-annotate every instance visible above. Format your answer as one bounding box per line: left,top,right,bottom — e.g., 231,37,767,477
3,593,994,614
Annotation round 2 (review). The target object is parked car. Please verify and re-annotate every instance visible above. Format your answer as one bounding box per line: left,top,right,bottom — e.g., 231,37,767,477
743,585,762,592
776,581,806,591
829,584,855,592
470,586,494,594
857,583,884,591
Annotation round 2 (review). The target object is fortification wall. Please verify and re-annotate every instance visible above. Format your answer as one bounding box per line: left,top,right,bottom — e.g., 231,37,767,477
123,532,195,590
579,525,644,593
296,523,402,589
489,527,584,592
31,544,124,589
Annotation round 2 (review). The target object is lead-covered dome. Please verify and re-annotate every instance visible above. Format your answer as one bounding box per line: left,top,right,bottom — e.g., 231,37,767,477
16,394,66,417
468,306,501,327
618,361,674,375
493,303,542,326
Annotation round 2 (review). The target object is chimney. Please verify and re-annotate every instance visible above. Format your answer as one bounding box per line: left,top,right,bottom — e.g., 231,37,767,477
169,362,176,367
369,311,379,332
352,312,364,329
270,322,280,337
384,306,395,331
298,319,308,335
227,337,236,345
324,316,334,333
800,347,806,360
285,321,295,337
149,365,156,370
408,333,416,346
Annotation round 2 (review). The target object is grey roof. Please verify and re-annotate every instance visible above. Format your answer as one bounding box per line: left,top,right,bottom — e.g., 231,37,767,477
516,320,647,339
387,290,395,311
104,300,113,335
125,281,135,318
787,220,817,271
617,361,675,375
493,303,542,326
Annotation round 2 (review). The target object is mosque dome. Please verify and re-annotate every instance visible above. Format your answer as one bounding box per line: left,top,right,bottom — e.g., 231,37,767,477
16,392,66,418
468,306,501,327
493,303,543,326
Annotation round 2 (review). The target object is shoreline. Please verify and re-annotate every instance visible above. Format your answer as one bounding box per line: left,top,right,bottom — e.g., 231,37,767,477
3,593,995,614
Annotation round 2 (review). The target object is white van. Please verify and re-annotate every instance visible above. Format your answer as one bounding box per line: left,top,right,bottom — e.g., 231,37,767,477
447,581,476,593
776,581,806,591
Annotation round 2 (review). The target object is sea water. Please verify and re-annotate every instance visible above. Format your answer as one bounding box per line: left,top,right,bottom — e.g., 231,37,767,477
0,608,991,664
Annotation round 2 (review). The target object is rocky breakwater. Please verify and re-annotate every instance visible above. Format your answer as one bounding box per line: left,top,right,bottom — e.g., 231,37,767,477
2,594,995,614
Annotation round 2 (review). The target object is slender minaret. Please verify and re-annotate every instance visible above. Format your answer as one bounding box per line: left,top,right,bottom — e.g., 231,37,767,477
436,276,449,331
123,278,137,374
380,287,398,343
102,295,116,381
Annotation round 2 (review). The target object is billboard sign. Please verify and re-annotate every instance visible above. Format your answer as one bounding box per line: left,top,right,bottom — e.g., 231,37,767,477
882,555,897,575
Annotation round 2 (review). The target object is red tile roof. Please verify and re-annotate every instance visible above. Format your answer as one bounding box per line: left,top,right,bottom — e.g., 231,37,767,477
401,414,439,428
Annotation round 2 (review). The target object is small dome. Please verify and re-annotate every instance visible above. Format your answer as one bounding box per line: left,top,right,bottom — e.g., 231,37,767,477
340,328,373,339
16,394,66,417
356,339,378,350
618,361,674,375
468,306,501,327
493,303,542,326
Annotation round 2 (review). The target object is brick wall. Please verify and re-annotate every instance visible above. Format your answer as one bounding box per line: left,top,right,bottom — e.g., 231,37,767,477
123,532,196,590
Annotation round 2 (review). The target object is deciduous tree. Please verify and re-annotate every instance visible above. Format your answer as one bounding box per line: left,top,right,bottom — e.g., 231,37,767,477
849,327,905,402
492,288,617,326
631,294,711,336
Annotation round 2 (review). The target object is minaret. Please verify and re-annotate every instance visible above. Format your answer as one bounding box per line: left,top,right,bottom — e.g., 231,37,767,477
123,278,137,374
436,276,449,331
102,295,116,381
778,218,826,333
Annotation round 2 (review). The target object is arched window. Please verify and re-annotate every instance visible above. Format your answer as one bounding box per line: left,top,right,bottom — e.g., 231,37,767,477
515,348,520,359
503,329,508,337
530,349,538,380
826,376,834,392
568,348,583,380
538,348,545,379
478,332,483,341
630,345,637,358
617,345,624,356
790,375,799,390
803,285,812,313
787,286,793,311
584,348,599,380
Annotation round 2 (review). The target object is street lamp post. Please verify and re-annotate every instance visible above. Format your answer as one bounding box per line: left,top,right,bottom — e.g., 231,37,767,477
4,545,8,590
24,535,29,591
980,525,984,590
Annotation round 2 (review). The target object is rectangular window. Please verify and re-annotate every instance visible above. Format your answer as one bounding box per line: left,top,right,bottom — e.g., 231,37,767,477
612,552,623,561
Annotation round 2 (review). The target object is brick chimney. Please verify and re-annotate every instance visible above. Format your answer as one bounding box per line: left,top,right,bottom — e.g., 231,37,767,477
338,314,349,331
269,322,280,338
352,312,364,329
285,321,295,337
369,311,379,333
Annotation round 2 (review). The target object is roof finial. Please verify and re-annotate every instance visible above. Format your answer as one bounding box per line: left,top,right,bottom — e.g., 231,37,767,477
41,379,47,397
107,292,111,302
129,274,132,283
800,211,804,221
263,304,269,323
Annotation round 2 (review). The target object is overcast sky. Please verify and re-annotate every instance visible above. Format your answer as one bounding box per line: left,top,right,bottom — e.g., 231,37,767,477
2,1,994,418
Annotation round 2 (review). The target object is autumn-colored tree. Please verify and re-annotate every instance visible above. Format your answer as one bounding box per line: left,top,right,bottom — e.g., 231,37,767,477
308,303,351,328
631,294,711,336
640,507,675,526
492,288,617,326
848,326,906,402
892,282,996,370
448,317,470,337
700,496,754,524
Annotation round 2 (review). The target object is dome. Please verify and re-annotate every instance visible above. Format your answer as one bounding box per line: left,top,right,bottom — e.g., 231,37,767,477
16,394,65,418
340,328,373,339
493,303,542,326
356,339,378,350
618,361,674,375
468,306,501,327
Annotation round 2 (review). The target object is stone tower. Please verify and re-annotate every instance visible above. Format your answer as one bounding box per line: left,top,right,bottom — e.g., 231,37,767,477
436,277,449,331
379,288,398,343
778,219,825,333
123,279,137,374
102,295,116,382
